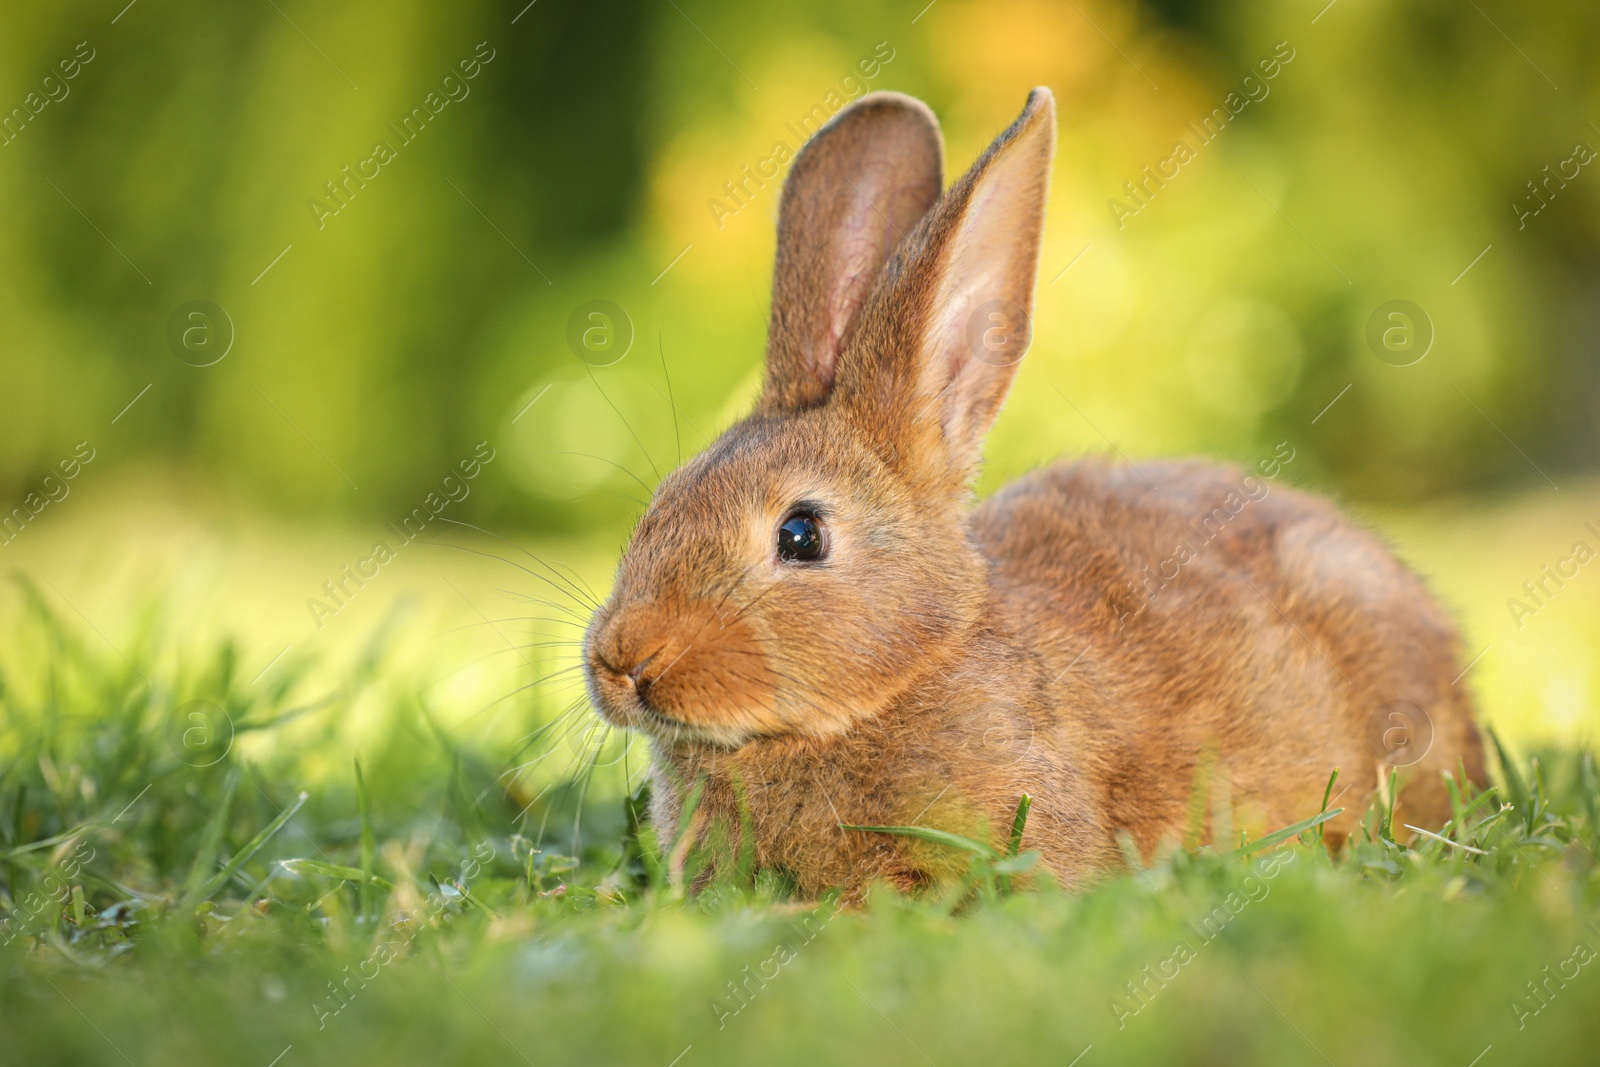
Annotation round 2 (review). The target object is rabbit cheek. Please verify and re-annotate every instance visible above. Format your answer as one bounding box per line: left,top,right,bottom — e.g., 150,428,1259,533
643,617,780,737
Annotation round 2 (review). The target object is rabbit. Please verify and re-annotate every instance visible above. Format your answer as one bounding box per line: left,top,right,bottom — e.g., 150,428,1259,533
583,87,1488,899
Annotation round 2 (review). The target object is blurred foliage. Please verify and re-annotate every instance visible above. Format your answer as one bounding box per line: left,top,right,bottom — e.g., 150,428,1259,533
2,0,1599,542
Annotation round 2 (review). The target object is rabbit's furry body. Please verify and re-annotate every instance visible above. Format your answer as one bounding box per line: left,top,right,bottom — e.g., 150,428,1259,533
584,89,1486,897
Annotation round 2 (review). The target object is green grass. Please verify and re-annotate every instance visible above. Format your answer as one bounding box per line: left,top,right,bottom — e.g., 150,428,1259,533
3,578,1600,1067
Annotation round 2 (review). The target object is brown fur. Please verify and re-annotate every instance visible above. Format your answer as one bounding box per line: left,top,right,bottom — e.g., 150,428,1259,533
583,89,1486,899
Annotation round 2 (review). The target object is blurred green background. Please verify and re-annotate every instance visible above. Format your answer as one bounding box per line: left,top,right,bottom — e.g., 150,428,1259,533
3,0,1600,749
6,9,1600,1061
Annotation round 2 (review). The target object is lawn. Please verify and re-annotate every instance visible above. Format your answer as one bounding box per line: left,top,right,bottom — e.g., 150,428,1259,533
3,489,1600,1067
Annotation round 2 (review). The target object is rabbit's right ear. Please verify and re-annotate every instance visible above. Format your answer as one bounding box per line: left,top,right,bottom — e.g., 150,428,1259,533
759,93,944,412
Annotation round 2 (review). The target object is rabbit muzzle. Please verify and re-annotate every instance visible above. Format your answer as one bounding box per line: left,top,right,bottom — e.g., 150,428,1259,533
583,595,782,746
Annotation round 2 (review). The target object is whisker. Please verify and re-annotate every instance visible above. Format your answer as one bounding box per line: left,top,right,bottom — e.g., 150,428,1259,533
456,663,589,721
583,360,660,482
547,559,604,608
433,516,602,610
420,541,593,621
724,579,781,627
492,588,594,622
505,697,594,762
434,663,588,735
421,644,580,696
569,487,652,510
535,720,607,850
571,724,612,851
646,378,712,451
715,562,760,610
513,780,555,829
660,334,682,466
555,451,655,499
437,614,586,636
520,711,600,776
623,726,638,802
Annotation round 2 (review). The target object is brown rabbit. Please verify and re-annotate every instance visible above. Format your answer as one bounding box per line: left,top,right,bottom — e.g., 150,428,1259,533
583,88,1487,898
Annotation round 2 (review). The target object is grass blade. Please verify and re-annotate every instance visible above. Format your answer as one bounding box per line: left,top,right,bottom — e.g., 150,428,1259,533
279,858,394,890
355,758,377,919
1580,753,1600,850
840,824,998,860
1007,794,1032,857
1402,823,1489,855
0,824,100,862
1231,808,1344,857
1486,726,1528,813
180,768,241,906
1318,768,1340,844
1381,768,1398,842
184,790,308,908
664,773,709,892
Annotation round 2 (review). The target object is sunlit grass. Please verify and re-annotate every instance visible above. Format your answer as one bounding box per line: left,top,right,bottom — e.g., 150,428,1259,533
1,480,1599,1063
2,571,1598,1064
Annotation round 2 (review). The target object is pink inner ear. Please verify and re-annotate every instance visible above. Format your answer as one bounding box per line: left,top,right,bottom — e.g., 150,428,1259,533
820,184,907,382
910,103,1052,465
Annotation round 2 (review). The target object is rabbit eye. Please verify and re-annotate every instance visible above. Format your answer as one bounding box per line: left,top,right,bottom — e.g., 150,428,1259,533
777,510,826,563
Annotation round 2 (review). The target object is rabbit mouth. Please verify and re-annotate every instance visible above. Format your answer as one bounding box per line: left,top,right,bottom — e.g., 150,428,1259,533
593,675,756,748
617,694,733,747
635,702,699,737
622,688,678,730
586,658,709,740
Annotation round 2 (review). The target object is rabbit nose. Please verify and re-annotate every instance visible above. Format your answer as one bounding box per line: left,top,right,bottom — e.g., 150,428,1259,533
625,650,659,694
592,630,662,689
588,599,702,705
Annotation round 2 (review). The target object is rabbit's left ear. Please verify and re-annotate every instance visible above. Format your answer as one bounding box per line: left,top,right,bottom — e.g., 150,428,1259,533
760,93,944,413
840,88,1055,481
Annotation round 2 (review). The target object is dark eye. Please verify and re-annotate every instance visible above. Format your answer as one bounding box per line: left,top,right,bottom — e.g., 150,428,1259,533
777,511,826,563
